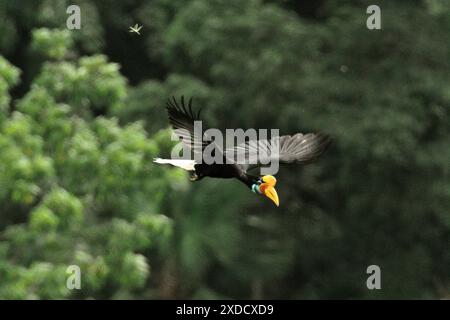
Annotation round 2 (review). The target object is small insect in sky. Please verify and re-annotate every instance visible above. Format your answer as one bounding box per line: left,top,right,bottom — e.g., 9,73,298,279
129,23,143,35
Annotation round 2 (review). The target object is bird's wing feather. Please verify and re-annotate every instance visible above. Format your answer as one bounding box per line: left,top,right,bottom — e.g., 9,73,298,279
225,133,331,172
166,96,211,151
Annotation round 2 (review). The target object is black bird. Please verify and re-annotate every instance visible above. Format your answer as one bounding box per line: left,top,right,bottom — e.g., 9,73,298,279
154,96,331,206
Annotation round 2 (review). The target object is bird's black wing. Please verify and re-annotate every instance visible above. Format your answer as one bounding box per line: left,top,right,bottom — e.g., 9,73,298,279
225,132,331,172
166,96,211,150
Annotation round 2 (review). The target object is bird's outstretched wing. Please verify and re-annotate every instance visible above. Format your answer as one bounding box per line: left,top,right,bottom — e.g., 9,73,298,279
225,132,331,172
166,96,211,150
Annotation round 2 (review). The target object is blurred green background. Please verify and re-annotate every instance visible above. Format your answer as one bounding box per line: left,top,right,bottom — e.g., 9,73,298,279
0,0,449,299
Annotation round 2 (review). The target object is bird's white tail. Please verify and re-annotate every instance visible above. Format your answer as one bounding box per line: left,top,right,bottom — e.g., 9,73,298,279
153,158,197,171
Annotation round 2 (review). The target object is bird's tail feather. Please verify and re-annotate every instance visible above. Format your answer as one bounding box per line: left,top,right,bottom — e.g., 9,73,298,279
153,158,197,171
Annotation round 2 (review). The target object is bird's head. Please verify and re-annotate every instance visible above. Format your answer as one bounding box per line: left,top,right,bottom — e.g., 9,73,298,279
251,175,279,207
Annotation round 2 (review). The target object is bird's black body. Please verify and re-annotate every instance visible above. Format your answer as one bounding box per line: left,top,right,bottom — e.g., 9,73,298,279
193,162,257,188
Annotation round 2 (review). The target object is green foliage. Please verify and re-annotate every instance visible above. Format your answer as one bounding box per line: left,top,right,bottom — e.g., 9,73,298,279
114,74,215,133
0,56,20,121
30,206,60,232
0,29,180,298
32,28,73,59
34,55,127,116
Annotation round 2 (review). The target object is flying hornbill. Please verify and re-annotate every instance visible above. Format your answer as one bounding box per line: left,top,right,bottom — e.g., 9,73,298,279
154,97,331,206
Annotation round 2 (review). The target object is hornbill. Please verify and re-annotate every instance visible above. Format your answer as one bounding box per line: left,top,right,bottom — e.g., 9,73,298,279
154,96,331,206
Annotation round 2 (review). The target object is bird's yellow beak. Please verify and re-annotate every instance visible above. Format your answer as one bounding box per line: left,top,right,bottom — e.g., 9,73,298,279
262,185,279,207
260,175,279,206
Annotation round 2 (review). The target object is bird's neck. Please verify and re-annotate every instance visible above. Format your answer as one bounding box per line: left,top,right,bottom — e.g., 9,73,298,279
237,173,258,188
